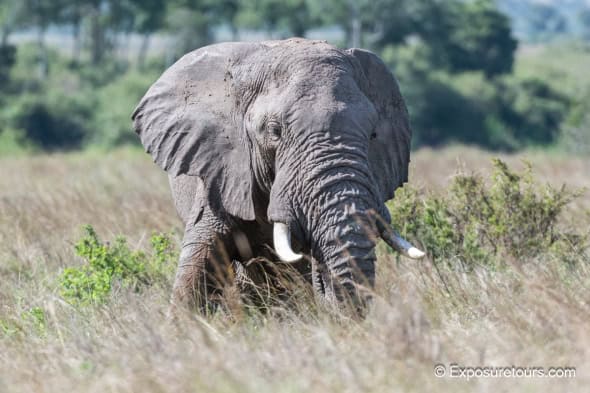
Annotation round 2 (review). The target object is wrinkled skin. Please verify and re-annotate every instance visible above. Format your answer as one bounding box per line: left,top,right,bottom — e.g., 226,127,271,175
133,38,412,312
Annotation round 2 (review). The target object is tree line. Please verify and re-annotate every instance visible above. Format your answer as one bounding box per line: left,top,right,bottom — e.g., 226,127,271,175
0,0,587,152
0,0,518,75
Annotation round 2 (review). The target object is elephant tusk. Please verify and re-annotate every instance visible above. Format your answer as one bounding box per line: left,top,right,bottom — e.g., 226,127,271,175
379,227,425,259
273,222,303,263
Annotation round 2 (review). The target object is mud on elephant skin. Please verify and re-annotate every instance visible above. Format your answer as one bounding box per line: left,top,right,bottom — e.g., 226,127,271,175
132,38,424,313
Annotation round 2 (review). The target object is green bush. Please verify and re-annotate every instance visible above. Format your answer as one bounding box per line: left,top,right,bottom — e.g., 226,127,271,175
21,307,47,337
488,76,569,148
59,225,177,305
385,44,571,150
383,43,485,147
0,44,160,151
388,159,587,269
441,74,568,150
0,45,95,150
75,59,131,88
0,307,47,338
90,70,160,147
3,90,96,150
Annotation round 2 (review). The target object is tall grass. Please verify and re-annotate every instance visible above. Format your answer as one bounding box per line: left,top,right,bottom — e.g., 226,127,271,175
0,147,588,392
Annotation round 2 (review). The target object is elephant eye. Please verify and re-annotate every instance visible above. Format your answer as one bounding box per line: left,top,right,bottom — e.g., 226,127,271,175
267,121,282,141
370,131,377,140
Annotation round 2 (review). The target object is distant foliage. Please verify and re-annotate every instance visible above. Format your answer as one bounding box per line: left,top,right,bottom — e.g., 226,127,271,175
5,90,95,150
372,0,516,78
455,74,570,150
59,225,176,305
388,50,572,150
0,44,159,150
236,0,318,37
0,0,585,153
388,159,587,269
562,116,590,155
443,0,517,78
0,44,16,84
90,70,161,146
561,88,590,154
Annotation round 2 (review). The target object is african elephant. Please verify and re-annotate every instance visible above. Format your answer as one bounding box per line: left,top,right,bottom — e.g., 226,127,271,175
132,38,424,312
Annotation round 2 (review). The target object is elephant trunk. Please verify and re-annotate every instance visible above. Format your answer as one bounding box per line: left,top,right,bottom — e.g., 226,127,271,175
310,196,378,308
268,144,423,309
295,156,382,306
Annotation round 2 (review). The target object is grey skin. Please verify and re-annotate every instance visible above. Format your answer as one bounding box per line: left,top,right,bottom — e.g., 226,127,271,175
132,38,423,311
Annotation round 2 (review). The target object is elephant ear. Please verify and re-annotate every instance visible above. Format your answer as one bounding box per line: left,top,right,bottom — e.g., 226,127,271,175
132,43,257,221
346,48,412,203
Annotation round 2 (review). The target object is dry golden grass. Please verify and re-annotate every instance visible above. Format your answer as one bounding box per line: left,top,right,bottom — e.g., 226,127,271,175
0,146,589,392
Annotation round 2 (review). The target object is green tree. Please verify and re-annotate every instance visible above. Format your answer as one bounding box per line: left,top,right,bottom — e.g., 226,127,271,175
374,0,516,78
86,0,107,65
67,0,132,65
309,0,375,47
205,0,241,41
166,0,213,57
372,0,451,48
444,0,517,78
17,0,64,78
0,0,21,46
237,0,317,38
0,0,18,86
58,0,164,66
208,0,240,39
59,0,87,63
0,43,15,86
130,0,166,68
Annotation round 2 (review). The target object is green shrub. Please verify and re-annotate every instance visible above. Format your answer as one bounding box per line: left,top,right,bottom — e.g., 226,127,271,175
0,127,33,155
0,44,161,151
0,318,19,338
75,59,131,88
0,307,48,338
59,225,177,305
3,90,96,150
388,159,587,269
21,307,47,337
90,70,159,147
447,73,570,150
385,45,571,151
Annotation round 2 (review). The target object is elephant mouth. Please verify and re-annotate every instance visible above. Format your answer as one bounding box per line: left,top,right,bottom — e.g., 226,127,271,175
271,219,425,263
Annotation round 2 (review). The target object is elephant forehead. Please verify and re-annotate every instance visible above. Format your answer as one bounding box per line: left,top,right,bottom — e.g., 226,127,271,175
234,40,378,134
264,39,349,69
234,43,350,92
279,81,379,136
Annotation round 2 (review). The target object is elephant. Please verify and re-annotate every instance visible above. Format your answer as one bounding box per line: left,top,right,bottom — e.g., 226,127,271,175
132,38,424,312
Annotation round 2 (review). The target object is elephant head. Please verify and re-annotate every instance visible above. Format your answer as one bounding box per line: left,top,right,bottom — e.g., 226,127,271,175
133,39,423,310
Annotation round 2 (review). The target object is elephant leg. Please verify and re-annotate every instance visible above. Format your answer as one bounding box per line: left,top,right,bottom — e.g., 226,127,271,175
171,209,234,311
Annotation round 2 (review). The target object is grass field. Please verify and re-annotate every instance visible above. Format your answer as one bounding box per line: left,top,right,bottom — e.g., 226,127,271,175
0,146,588,392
